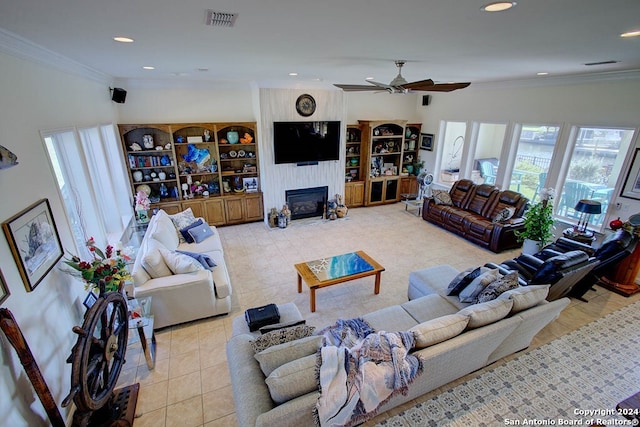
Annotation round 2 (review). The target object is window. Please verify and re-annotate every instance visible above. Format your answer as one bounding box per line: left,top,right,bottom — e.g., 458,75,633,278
42,125,132,255
472,123,507,185
437,121,467,185
557,126,635,231
509,124,560,201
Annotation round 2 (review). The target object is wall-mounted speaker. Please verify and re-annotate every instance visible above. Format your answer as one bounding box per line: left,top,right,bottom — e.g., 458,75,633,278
111,87,127,104
422,95,431,106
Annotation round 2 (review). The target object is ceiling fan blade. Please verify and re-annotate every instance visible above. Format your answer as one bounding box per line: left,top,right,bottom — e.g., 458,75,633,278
333,84,381,91
401,79,435,90
404,80,471,92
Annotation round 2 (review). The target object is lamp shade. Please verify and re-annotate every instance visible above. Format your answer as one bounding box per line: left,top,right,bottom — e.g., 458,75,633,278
575,199,602,214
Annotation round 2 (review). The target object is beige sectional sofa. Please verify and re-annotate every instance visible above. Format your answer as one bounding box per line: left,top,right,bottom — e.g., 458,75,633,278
131,209,232,329
226,264,569,427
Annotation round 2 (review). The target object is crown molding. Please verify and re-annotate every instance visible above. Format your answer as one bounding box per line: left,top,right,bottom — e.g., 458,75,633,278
470,69,640,91
0,28,112,84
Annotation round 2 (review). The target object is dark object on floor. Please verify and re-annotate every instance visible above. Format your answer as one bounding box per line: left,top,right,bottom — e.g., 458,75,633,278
422,179,528,253
245,304,280,331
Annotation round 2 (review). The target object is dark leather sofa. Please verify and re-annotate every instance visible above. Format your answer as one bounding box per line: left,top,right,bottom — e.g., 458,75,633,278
422,179,529,252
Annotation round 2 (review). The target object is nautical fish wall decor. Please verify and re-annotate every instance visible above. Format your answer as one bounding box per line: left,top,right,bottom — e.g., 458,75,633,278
0,144,18,169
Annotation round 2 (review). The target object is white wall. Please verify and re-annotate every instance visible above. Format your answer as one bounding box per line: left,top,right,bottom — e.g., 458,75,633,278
417,78,640,223
0,52,118,426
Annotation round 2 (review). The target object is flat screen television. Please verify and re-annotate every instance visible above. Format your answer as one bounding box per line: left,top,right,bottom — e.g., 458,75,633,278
273,121,341,164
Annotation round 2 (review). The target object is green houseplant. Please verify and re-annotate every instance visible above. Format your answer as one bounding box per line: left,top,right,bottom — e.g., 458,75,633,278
516,188,556,254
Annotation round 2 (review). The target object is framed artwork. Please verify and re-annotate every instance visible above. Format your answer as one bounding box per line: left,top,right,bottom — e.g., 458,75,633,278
243,177,259,193
621,148,640,200
0,269,9,305
2,199,63,292
420,133,434,151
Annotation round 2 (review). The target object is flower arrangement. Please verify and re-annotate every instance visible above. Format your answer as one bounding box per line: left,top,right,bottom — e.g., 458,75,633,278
515,188,556,247
64,237,132,293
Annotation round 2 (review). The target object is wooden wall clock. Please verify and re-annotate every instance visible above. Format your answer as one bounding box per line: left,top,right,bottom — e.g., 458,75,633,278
296,94,316,117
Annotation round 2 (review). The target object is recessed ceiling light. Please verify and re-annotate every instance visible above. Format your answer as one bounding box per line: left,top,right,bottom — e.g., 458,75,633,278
142,66,155,70
537,72,549,76
113,36,134,43
197,68,209,72
365,77,374,81
620,30,640,38
481,1,517,12
289,72,298,76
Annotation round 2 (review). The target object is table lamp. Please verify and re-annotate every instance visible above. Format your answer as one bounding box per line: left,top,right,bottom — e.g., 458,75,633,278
574,199,602,234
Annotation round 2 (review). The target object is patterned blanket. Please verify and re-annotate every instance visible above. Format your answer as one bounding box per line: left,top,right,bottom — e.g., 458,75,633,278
314,319,423,427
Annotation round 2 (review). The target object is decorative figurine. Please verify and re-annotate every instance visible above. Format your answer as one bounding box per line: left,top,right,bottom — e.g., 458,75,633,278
142,134,154,149
281,204,291,226
269,208,278,228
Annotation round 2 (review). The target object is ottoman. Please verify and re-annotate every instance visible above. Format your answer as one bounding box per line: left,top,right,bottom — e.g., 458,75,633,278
231,302,304,337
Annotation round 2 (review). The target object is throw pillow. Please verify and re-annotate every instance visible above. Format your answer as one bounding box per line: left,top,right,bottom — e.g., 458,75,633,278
492,207,516,223
432,189,453,206
254,335,323,377
187,223,214,244
475,272,520,303
409,313,469,349
168,208,197,243
141,239,173,279
259,319,306,334
179,219,204,243
251,324,316,354
447,267,483,296
159,247,205,274
265,354,317,404
458,269,501,303
458,298,514,328
498,284,550,313
176,250,217,269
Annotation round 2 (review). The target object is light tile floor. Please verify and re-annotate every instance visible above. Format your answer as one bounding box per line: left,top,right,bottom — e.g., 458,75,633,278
118,202,640,427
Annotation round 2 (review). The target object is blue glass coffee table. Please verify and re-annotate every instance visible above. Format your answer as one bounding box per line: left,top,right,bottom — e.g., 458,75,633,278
295,251,385,312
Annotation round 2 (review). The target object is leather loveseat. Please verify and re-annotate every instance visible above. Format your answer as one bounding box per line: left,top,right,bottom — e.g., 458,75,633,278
422,179,529,252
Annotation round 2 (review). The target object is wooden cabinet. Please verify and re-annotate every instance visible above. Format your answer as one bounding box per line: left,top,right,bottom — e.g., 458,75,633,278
368,177,400,205
224,193,264,224
359,120,406,206
118,122,262,226
345,181,365,207
345,124,364,183
400,176,419,196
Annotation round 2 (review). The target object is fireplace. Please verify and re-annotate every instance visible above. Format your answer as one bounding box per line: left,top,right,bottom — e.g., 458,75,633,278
285,186,328,220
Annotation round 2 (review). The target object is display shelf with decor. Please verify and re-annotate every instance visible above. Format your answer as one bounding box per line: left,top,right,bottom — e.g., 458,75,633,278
119,122,263,226
119,124,180,208
360,120,407,206
402,123,421,176
172,123,220,199
216,123,259,195
345,124,365,208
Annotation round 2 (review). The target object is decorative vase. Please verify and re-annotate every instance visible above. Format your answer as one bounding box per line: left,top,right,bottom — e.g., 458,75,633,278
132,171,143,182
522,238,542,255
227,131,239,144
158,171,166,180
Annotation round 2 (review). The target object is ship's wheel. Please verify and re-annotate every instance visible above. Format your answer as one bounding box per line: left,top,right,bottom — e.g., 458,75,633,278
62,289,136,427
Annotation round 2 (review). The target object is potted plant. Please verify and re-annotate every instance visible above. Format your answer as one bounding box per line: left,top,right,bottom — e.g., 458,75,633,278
516,188,556,254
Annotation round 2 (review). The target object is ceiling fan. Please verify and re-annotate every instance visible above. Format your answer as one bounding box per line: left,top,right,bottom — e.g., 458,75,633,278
334,60,470,93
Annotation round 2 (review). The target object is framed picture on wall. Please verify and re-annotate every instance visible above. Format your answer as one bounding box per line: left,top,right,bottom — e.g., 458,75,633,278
2,199,63,292
0,269,9,306
420,133,434,151
621,148,640,200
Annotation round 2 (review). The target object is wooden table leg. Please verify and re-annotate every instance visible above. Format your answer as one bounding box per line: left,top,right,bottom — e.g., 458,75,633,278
310,288,316,312
297,274,302,293
374,272,381,294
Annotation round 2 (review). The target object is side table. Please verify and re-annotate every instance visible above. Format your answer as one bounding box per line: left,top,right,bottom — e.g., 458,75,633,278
127,297,156,369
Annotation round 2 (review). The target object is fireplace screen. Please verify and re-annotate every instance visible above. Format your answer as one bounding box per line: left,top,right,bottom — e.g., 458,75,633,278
285,186,328,220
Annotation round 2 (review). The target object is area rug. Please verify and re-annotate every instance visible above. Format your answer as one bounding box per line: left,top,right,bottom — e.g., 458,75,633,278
376,301,640,427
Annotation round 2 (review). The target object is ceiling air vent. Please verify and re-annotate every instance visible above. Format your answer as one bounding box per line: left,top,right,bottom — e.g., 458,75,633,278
205,10,238,27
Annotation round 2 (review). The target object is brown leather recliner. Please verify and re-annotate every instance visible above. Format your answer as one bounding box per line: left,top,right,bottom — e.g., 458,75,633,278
422,179,529,252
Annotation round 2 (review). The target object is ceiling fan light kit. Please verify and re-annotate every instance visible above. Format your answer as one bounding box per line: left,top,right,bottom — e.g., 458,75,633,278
334,61,470,94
